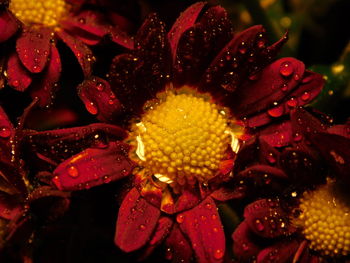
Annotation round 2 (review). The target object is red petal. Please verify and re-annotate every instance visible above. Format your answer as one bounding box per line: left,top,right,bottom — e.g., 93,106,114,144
179,197,225,263
56,30,93,77
0,192,23,220
258,120,293,147
16,27,52,73
140,216,173,259
24,123,127,164
174,188,201,213
6,52,32,91
77,76,121,122
165,224,193,263
168,2,206,60
30,44,61,107
232,221,262,261
243,199,296,238
328,124,350,138
231,57,305,118
0,10,19,43
174,6,233,86
0,106,14,139
257,239,299,263
115,188,161,252
52,141,134,191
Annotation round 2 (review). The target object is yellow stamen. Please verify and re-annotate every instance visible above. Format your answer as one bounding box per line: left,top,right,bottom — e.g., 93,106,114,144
9,0,69,27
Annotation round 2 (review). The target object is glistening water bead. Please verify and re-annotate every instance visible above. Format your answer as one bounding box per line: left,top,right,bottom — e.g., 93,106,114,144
131,91,235,187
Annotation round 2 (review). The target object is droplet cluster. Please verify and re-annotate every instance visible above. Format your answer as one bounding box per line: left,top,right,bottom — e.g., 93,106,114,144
9,0,69,27
133,92,230,185
298,182,350,257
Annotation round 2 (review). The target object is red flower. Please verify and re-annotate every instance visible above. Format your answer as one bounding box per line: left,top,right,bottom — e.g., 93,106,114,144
25,2,325,262
0,104,70,258
233,109,350,262
0,0,132,107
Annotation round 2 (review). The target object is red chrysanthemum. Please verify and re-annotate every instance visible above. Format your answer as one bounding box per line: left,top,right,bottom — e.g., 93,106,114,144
233,108,350,262
23,2,326,263
0,104,70,258
0,0,132,107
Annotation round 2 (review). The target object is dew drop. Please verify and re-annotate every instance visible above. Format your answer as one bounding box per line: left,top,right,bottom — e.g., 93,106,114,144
108,99,115,105
0,127,11,138
301,92,310,101
165,248,173,260
86,101,98,115
286,97,298,107
281,83,288,91
238,42,247,54
67,165,79,177
267,104,284,118
213,249,224,259
32,65,40,73
242,243,249,251
293,133,302,142
266,153,276,164
279,61,294,77
255,219,265,231
294,74,300,81
176,214,184,223
78,17,86,24
96,82,105,91
139,224,146,230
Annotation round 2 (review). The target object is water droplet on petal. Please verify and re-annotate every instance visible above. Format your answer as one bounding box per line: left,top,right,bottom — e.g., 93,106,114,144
96,82,105,91
281,83,288,91
301,92,310,101
267,153,276,164
238,42,247,54
279,61,294,77
67,165,79,177
176,214,184,223
0,127,11,138
165,248,173,260
286,97,298,107
213,249,224,259
139,224,146,230
78,17,86,24
255,219,265,231
293,133,302,142
86,101,98,115
267,104,284,118
242,243,249,251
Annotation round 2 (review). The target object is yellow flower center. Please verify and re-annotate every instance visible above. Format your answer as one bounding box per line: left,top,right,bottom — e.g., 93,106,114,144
131,90,239,187
9,0,69,27
296,182,350,257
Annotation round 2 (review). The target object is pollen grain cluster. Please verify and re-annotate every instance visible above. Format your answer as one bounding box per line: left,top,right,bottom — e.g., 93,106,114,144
9,0,69,27
298,182,350,257
133,92,230,186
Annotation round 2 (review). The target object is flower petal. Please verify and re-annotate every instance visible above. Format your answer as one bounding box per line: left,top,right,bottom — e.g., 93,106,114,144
115,187,161,252
174,6,233,86
232,221,263,261
257,239,299,263
56,30,93,77
243,199,296,238
52,141,134,191
168,2,206,60
165,223,193,263
0,10,19,43
179,197,225,263
16,27,52,73
230,57,305,118
6,52,32,91
0,192,22,220
77,76,121,122
30,44,61,107
258,120,292,147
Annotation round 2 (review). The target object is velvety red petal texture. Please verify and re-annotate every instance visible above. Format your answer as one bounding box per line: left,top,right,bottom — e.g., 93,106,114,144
258,120,292,147
168,2,205,60
109,14,172,117
232,221,263,261
243,199,296,238
309,132,350,185
30,44,61,107
24,123,127,164
56,30,93,77
77,76,121,122
115,188,161,252
60,10,133,49
165,224,193,263
178,197,225,263
231,57,305,118
6,52,32,91
16,27,52,73
52,141,134,191
173,6,233,86
257,239,299,263
328,124,350,138
0,10,19,43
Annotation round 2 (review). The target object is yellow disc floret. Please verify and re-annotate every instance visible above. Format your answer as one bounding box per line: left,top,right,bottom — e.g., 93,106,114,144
9,0,69,27
132,91,232,186
297,182,350,257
